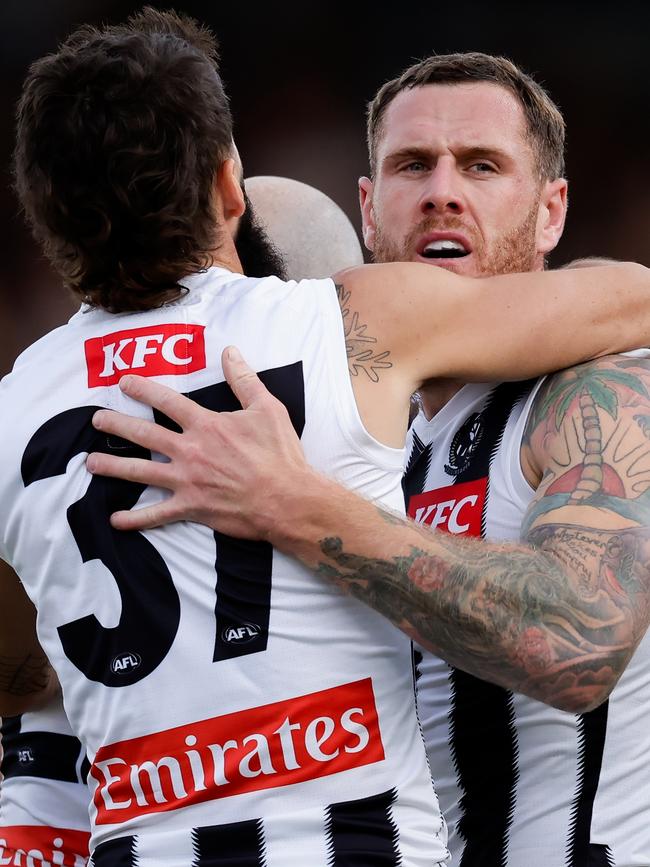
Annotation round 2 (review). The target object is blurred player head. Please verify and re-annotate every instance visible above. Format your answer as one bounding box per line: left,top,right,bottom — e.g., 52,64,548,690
13,7,272,313
360,52,568,276
245,176,363,279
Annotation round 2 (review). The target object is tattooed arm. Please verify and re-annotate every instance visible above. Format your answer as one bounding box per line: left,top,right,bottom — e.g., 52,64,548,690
312,354,650,712
0,559,58,715
88,351,650,713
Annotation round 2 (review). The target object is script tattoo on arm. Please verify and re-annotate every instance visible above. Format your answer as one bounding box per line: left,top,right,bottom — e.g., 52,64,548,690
316,355,650,712
335,283,393,383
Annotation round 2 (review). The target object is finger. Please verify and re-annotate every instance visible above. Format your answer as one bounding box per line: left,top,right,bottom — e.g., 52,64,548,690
110,500,180,532
222,346,274,410
92,409,177,456
86,453,174,489
118,375,198,428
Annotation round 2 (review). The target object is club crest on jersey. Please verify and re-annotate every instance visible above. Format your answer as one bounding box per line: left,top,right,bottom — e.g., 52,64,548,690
221,622,261,645
445,411,484,476
111,651,142,674
85,324,206,387
407,478,487,537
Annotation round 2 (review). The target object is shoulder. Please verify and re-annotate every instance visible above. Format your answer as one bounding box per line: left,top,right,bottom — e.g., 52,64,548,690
529,353,650,428
523,353,650,477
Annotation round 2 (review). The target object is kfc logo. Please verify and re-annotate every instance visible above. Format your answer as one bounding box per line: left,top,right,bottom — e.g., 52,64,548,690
85,324,206,387
91,678,384,824
407,478,487,537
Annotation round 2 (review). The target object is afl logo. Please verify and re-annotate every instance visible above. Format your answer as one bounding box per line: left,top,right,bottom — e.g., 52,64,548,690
445,412,484,477
222,623,261,645
111,652,142,674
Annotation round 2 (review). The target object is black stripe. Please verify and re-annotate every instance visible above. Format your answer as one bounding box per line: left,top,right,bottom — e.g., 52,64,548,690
326,787,399,866
90,836,137,867
0,728,84,784
567,701,612,866
402,433,432,508
450,670,519,867
448,382,533,867
192,818,265,866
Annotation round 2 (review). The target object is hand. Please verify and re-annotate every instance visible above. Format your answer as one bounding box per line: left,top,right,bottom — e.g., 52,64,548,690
87,346,311,539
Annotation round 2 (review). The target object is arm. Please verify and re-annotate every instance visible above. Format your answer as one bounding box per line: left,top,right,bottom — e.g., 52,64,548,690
337,261,650,391
0,559,58,716
87,351,650,712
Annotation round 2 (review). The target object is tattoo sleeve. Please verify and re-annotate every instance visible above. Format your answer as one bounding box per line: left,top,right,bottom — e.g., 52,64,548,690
314,355,650,712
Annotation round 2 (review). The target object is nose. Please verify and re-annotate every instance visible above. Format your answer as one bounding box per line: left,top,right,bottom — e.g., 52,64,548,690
419,159,464,215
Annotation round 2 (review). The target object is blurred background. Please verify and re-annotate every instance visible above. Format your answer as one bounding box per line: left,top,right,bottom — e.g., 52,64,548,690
1,0,648,376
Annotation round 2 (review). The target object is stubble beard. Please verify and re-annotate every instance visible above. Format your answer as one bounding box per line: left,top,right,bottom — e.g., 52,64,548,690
372,200,541,276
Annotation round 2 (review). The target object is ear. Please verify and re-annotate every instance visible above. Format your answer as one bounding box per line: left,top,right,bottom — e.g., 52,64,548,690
216,158,246,230
536,177,568,256
358,176,376,252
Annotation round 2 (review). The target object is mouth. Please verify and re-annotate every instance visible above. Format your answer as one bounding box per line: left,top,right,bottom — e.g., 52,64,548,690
416,235,471,261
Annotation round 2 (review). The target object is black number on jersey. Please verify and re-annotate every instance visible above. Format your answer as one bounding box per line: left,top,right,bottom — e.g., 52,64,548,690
21,362,305,686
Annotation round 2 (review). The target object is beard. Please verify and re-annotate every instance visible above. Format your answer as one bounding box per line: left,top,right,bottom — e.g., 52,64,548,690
373,201,540,276
235,193,287,280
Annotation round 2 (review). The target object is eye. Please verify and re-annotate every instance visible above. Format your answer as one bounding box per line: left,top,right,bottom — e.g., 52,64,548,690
469,161,497,174
401,160,428,173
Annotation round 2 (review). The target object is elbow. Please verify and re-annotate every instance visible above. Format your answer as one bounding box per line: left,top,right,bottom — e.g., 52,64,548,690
527,659,623,714
549,685,613,715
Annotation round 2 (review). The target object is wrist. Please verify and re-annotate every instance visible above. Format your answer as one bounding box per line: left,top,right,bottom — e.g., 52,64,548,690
264,469,351,561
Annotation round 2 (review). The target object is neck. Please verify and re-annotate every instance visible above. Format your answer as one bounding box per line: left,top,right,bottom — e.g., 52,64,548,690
209,226,244,275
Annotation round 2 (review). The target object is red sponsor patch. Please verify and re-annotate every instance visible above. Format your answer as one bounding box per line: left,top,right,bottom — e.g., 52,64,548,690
0,825,90,866
91,678,384,824
85,324,206,387
407,477,487,537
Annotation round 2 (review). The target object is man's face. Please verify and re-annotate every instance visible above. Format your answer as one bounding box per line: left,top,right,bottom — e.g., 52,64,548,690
361,82,565,276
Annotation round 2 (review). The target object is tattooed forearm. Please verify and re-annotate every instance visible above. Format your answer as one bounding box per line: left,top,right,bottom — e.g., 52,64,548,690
316,515,650,713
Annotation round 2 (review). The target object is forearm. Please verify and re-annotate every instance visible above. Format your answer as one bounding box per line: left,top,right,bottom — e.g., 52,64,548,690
0,560,58,715
270,471,635,713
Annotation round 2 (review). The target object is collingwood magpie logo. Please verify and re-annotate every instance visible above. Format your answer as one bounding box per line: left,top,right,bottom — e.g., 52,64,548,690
445,412,484,476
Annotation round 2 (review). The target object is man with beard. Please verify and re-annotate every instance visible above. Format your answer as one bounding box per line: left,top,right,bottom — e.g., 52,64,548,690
88,54,650,866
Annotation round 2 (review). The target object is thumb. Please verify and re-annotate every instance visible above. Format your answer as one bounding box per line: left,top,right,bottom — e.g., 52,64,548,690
222,346,269,409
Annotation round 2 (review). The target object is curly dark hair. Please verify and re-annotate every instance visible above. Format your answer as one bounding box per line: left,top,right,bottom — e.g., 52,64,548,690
14,8,233,312
367,52,565,182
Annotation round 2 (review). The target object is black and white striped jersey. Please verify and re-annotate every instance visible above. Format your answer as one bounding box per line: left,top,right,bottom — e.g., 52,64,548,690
0,268,447,865
88,787,446,867
0,696,90,866
404,380,650,867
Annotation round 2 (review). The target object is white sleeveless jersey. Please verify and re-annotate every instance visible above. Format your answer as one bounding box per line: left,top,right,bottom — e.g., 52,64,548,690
0,268,447,867
0,697,90,866
404,380,650,867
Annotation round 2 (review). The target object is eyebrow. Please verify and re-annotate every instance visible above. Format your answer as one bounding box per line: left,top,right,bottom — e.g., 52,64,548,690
383,144,515,165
